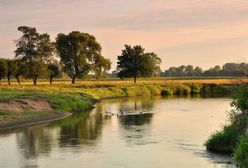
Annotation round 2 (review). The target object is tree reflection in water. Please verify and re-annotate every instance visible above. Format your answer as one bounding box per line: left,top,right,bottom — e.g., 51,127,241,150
0,96,156,168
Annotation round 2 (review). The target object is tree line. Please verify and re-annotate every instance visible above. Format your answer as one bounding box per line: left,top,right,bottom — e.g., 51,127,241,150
162,63,248,77
1,26,247,85
0,26,162,85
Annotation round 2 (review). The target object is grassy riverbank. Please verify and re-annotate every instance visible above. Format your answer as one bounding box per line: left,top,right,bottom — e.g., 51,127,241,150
0,93,95,128
0,80,245,129
205,86,248,167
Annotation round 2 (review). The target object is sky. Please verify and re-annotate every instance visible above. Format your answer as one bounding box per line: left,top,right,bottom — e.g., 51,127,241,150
1,0,248,71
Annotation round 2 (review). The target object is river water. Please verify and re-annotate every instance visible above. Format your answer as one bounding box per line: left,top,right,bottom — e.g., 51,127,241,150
0,96,238,168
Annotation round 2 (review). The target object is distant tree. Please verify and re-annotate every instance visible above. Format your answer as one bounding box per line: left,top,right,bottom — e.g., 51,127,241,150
13,60,26,85
0,59,7,85
92,55,111,79
193,66,203,76
15,26,54,85
117,45,161,83
5,59,16,85
164,63,248,77
48,64,60,84
56,31,103,84
140,52,161,77
185,65,194,76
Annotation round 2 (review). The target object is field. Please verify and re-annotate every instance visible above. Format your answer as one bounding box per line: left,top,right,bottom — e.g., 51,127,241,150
0,77,247,100
1,77,248,85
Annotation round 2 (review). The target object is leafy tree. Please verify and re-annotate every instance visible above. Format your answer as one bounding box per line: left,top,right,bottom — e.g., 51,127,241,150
0,59,7,85
163,63,248,77
5,59,16,85
194,66,203,76
13,59,26,84
48,64,60,84
15,26,54,85
92,55,111,79
117,45,161,83
56,31,103,84
140,52,161,77
185,65,194,76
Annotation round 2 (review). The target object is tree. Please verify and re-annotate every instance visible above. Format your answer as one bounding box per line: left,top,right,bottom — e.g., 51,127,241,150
117,45,161,83
194,66,203,76
56,31,103,84
92,55,111,79
5,59,15,85
48,64,60,84
0,59,7,85
185,65,194,76
15,26,54,85
13,59,26,84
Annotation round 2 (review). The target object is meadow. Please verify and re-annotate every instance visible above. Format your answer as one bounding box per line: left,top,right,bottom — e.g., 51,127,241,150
0,77,247,100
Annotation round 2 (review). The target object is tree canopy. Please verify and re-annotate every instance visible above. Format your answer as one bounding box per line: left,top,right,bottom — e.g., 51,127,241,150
162,63,248,77
117,45,161,83
56,31,111,83
15,26,54,85
0,59,7,85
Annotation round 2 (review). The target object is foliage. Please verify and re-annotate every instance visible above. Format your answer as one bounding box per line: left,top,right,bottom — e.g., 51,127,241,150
0,58,7,84
92,54,111,79
232,85,248,113
117,45,161,83
48,63,60,84
15,26,54,85
161,89,173,96
205,125,241,154
163,63,248,77
56,31,109,83
174,84,191,95
233,136,248,168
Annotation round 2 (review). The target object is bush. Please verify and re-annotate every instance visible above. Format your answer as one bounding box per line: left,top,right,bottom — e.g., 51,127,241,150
147,85,162,96
232,86,248,112
175,85,191,95
161,88,173,96
190,84,202,94
205,125,241,154
234,136,248,168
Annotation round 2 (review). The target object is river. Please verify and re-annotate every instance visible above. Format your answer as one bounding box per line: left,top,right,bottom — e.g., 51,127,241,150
0,96,237,168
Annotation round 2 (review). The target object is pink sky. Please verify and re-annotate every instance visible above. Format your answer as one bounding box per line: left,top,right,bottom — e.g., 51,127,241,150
1,0,248,70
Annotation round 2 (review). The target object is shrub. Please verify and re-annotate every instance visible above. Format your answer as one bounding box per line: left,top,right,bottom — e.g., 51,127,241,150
147,85,161,96
190,84,202,94
175,85,191,95
232,86,248,112
233,136,248,168
205,125,241,154
161,88,173,96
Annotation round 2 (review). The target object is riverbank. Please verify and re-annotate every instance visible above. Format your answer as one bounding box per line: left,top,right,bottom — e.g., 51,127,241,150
205,86,248,167
0,82,244,129
0,93,95,129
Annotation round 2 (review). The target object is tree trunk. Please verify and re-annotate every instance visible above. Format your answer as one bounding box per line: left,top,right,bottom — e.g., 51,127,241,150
134,75,137,83
33,75,38,85
7,71,11,85
72,75,76,84
15,75,21,85
50,75,53,85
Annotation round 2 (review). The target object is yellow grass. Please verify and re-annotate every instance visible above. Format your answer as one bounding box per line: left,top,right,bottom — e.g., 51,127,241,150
1,77,248,86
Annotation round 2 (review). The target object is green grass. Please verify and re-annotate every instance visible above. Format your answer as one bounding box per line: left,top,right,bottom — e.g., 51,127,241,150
234,136,248,168
46,93,94,112
205,125,241,154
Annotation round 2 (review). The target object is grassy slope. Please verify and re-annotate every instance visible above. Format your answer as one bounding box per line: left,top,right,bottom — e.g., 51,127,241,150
0,79,244,127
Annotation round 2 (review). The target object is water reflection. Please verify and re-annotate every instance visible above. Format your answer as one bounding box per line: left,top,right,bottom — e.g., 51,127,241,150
0,96,238,168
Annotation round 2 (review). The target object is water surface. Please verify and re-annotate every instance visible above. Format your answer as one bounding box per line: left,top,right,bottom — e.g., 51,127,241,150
0,96,237,168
